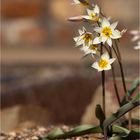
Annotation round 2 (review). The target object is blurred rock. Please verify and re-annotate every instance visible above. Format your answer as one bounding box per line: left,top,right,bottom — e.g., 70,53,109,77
1,0,44,18
1,67,101,132
81,80,140,125
2,19,46,46
50,0,85,22
1,105,49,132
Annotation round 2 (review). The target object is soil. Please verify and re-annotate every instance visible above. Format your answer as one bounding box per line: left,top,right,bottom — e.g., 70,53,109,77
0,125,102,140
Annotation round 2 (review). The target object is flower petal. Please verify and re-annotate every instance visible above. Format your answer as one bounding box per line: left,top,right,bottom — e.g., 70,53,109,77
73,36,79,42
110,21,118,30
93,37,101,44
92,62,99,69
107,38,112,46
82,27,86,33
121,29,127,36
78,29,84,35
134,41,140,50
80,46,88,53
112,30,121,39
134,45,140,50
72,0,80,4
109,58,116,64
130,30,139,35
94,27,102,33
94,5,100,14
131,35,139,42
104,64,111,70
76,39,84,46
82,15,91,20
98,68,103,71
101,52,109,60
101,18,110,27
87,9,92,15
101,36,107,43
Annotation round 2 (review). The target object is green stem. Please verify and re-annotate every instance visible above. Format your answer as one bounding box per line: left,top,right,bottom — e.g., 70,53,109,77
100,44,106,116
114,40,132,130
109,47,121,106
114,40,127,93
102,71,106,114
100,44,107,140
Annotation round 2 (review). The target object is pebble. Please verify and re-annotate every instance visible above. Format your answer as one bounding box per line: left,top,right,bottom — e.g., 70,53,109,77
1,125,102,140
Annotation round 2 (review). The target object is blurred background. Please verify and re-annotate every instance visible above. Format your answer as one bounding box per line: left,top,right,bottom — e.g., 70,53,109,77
1,0,139,132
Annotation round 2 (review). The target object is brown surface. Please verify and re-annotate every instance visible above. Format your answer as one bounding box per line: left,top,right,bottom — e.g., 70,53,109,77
1,46,139,65
1,68,101,125
1,0,44,18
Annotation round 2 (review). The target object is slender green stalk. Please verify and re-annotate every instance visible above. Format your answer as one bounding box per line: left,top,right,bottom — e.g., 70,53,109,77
114,40,127,93
114,40,132,130
103,45,121,106
102,71,106,114
109,47,121,106
100,44,106,116
100,44,107,140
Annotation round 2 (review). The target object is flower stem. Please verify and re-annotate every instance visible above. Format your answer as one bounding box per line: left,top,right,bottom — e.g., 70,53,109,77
114,40,127,93
100,44,107,140
102,70,106,115
100,44,106,116
103,45,121,106
114,40,132,130
109,47,121,106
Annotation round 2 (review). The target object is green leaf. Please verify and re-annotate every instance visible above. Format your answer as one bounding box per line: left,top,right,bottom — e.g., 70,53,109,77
111,125,130,138
121,118,140,126
103,93,140,128
41,125,139,140
46,128,64,139
111,125,130,135
95,104,105,128
110,126,140,140
121,78,140,105
126,128,140,139
130,118,140,125
43,125,102,139
109,136,123,140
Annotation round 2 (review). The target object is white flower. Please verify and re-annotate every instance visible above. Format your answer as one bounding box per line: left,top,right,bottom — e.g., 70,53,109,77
134,41,140,50
130,30,140,41
72,0,89,5
82,5,100,21
92,52,115,71
93,18,122,47
80,44,98,55
130,30,140,50
74,27,94,47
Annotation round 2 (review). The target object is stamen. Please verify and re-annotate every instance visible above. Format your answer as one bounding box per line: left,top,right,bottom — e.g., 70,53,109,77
102,27,112,38
89,45,98,51
82,33,93,44
99,59,108,68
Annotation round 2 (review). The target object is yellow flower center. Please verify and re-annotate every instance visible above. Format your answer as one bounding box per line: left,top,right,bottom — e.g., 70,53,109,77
89,13,96,18
82,1,89,6
89,13,100,21
89,45,98,51
99,59,108,69
102,27,112,38
82,33,93,44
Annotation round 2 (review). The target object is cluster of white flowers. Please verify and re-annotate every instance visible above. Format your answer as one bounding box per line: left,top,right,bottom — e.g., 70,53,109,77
71,0,125,72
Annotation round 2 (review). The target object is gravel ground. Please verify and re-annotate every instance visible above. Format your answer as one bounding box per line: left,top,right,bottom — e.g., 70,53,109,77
0,125,102,140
